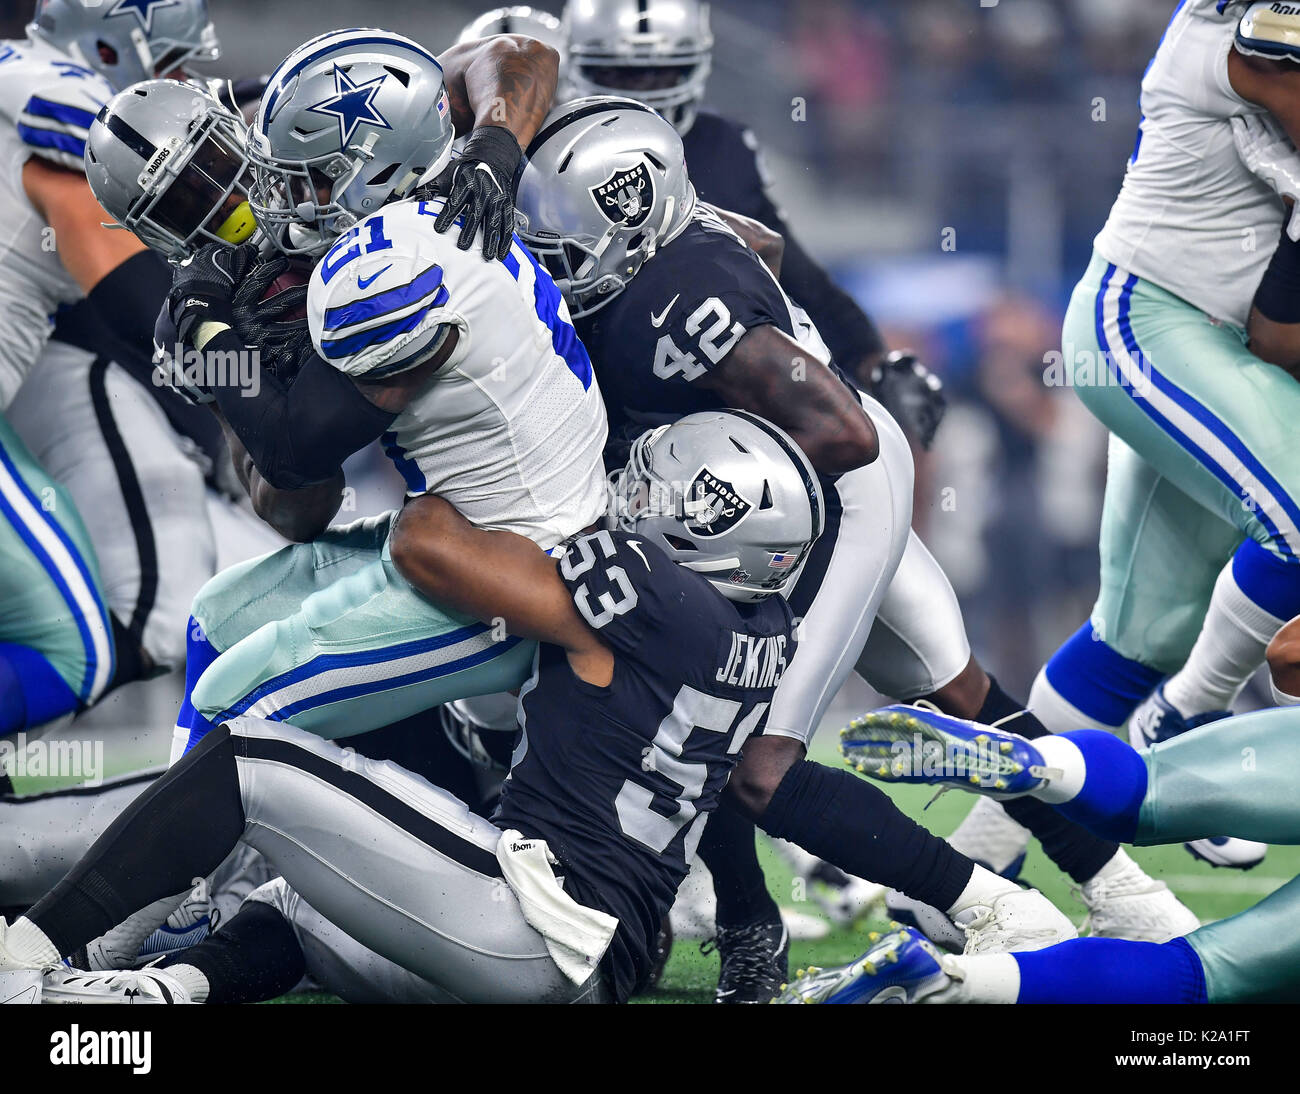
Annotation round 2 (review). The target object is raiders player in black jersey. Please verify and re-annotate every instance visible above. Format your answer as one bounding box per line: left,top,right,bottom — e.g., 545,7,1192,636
0,411,980,1004
558,0,946,448
517,98,1143,1001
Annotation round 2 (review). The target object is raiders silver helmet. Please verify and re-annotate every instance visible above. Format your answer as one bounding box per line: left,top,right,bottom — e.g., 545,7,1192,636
610,410,824,602
517,96,695,317
85,79,256,260
457,6,564,53
28,0,220,91
249,28,456,256
562,0,712,133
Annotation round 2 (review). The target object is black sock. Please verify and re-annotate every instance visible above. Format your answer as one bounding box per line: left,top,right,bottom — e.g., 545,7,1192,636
28,725,245,958
0,770,12,796
759,761,973,912
159,900,305,1004
979,675,1118,884
697,803,779,930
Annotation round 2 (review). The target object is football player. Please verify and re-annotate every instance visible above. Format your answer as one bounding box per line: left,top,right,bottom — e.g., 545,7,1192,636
998,0,1300,876
557,0,946,448
0,411,818,1004
516,99,1160,1000
780,606,1300,1004
0,0,234,748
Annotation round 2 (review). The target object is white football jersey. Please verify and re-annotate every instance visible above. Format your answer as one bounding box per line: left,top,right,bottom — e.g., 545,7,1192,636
308,197,609,550
0,38,114,409
1093,1,1281,327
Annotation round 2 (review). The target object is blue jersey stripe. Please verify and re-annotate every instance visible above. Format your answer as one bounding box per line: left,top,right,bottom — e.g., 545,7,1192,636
255,637,525,722
324,264,445,330
507,240,594,391
221,620,493,718
24,96,97,131
319,286,449,360
382,430,427,493
17,124,86,159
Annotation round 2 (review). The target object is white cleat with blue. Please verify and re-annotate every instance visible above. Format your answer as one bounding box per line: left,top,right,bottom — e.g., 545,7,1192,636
840,704,1058,799
771,927,952,1004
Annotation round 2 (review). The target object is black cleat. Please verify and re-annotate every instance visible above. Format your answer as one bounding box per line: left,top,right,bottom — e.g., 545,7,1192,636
703,918,790,1004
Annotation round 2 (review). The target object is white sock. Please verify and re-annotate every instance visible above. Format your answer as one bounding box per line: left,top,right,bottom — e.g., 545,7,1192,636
1031,734,1088,804
1163,562,1284,715
946,862,1014,915
158,962,209,1003
935,953,1021,1003
168,724,191,767
5,917,61,966
1027,666,1123,735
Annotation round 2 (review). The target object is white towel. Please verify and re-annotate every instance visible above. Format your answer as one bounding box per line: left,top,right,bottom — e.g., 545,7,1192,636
496,830,618,986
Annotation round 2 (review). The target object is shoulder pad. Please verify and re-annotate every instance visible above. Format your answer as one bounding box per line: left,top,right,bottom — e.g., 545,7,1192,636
0,45,113,171
1235,2,1300,61
308,202,458,380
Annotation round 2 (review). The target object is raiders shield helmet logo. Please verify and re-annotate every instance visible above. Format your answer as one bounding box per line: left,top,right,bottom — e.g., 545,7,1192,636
590,162,655,229
682,467,753,539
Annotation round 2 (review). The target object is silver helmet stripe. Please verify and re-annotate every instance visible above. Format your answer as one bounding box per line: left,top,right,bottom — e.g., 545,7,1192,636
526,96,654,157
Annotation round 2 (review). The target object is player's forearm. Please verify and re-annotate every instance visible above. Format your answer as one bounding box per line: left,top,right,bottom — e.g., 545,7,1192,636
439,34,559,148
1248,225,1300,376
217,413,342,543
390,494,589,649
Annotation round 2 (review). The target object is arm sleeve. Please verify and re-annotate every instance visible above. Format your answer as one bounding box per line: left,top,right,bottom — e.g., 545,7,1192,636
205,329,397,490
86,250,174,358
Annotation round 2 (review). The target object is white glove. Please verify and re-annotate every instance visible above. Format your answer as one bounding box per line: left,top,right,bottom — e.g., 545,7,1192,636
1232,112,1300,241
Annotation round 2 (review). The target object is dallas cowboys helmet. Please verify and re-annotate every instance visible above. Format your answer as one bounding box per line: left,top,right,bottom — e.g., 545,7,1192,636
86,79,255,260
610,410,824,603
517,96,694,317
28,0,220,92
457,6,564,53
562,0,712,133
249,28,456,256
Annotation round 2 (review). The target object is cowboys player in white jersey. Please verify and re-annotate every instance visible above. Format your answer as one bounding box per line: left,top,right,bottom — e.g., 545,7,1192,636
972,0,1300,880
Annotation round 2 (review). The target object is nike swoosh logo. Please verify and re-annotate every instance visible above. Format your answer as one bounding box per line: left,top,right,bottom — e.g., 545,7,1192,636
357,265,393,290
626,539,651,570
650,294,680,328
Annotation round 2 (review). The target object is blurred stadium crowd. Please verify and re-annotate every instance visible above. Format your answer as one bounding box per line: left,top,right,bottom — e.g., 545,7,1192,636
0,0,1189,694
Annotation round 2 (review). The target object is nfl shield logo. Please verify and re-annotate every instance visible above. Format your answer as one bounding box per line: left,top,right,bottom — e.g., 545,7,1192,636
590,162,655,229
682,467,753,539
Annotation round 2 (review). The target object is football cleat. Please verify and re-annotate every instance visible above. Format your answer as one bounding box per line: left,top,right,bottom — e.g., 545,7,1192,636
840,704,1058,799
954,886,1077,955
771,928,950,1004
704,918,789,1004
1078,849,1199,941
882,889,967,953
1128,683,1231,750
0,920,43,1004
1184,836,1268,870
41,967,192,1005
769,839,885,926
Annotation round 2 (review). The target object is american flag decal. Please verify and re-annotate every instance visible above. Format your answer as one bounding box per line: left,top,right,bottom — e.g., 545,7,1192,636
769,552,798,570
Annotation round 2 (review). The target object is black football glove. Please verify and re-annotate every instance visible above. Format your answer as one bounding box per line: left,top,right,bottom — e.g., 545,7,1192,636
426,125,523,261
231,255,315,384
167,241,259,347
868,350,947,450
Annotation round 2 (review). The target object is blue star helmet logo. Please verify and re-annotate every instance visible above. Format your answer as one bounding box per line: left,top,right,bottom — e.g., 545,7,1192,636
106,0,182,33
308,65,393,150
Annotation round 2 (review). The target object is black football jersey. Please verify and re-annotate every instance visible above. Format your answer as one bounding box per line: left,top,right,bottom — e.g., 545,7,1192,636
576,205,841,467
682,110,883,370
492,529,796,1002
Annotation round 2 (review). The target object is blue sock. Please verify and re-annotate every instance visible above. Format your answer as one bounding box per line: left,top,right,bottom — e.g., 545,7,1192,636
0,643,78,735
1231,537,1300,619
1014,936,1207,1003
1051,728,1149,843
1043,624,1162,727
175,618,219,754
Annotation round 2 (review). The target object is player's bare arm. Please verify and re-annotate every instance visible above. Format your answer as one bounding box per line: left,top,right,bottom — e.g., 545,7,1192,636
431,34,560,259
437,33,560,147
697,323,878,474
22,158,146,293
216,413,343,543
390,494,614,686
